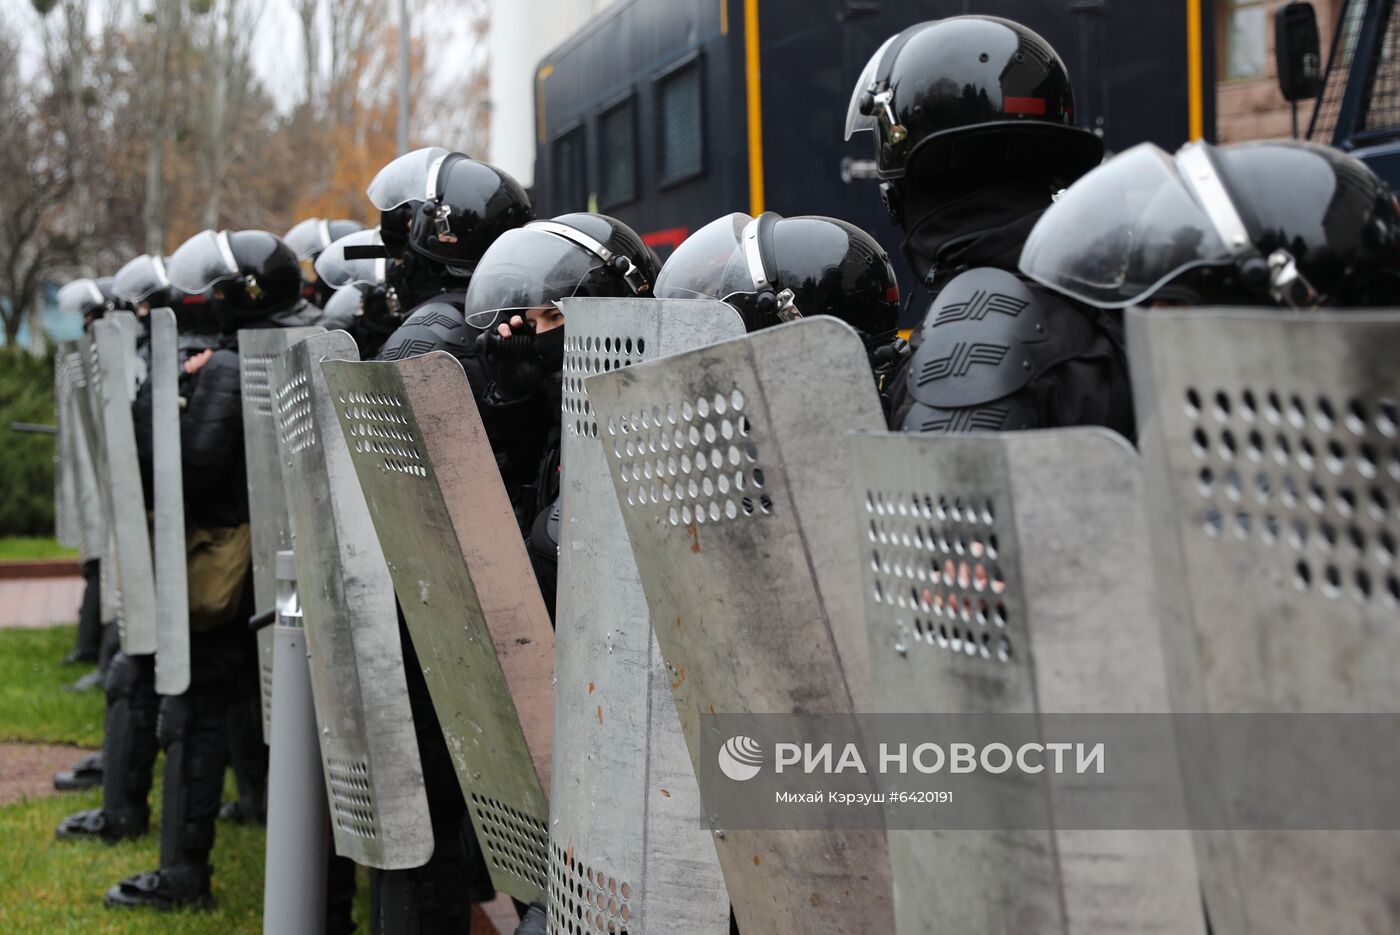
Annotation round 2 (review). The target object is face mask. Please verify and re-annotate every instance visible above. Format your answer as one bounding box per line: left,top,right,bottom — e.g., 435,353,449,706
534,325,566,373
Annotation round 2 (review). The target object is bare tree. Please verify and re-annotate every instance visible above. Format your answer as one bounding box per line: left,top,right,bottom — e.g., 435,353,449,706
0,19,71,344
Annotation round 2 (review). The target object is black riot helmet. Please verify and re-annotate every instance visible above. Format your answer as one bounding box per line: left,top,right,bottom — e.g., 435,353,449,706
167,229,303,322
1019,139,1400,310
313,230,408,340
462,213,659,330
368,147,454,258
58,277,114,326
846,17,1102,223
655,212,900,341
407,154,533,278
112,254,182,313
284,218,366,261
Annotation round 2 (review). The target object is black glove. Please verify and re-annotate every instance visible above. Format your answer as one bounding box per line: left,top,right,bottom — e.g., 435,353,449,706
479,323,547,400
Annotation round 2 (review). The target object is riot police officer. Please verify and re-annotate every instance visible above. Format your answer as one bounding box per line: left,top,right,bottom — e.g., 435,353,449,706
55,277,118,673
1018,139,1400,310
53,272,158,836
314,228,408,358
101,229,301,911
846,15,1133,436
463,212,661,618
654,211,902,392
284,217,366,308
359,151,533,934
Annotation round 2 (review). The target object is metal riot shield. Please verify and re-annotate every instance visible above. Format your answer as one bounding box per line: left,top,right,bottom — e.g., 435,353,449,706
240,326,324,741
851,428,1203,935
321,352,554,904
1127,307,1400,935
546,297,740,934
149,309,190,696
270,331,431,870
91,319,157,656
587,317,895,935
74,337,119,624
108,310,148,388
57,342,105,564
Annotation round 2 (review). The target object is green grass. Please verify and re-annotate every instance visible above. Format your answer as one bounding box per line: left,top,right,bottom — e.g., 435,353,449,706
0,626,103,746
0,776,269,934
0,536,79,561
0,624,371,933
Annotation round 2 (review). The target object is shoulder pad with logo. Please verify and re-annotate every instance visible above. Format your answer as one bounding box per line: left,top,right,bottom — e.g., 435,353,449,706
375,301,471,362
905,267,1051,410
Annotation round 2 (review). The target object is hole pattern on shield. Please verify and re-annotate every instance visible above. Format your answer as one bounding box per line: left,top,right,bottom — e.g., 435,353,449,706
608,387,773,526
563,334,647,439
1184,386,1400,606
865,490,1012,664
548,841,634,935
469,793,549,894
259,656,273,729
327,758,377,839
338,390,426,477
275,368,316,455
242,353,277,417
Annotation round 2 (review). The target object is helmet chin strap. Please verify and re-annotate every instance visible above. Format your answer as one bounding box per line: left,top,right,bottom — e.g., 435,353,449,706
740,215,799,322
1178,142,1319,310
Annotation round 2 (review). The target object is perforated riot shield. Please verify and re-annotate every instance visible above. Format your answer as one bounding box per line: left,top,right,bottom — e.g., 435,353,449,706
588,317,895,935
148,310,190,695
91,319,156,656
240,326,323,741
1128,307,1400,935
321,352,554,904
543,297,740,934
851,428,1202,934
271,331,431,870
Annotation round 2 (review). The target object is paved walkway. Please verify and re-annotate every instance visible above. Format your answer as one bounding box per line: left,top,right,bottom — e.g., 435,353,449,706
0,576,83,628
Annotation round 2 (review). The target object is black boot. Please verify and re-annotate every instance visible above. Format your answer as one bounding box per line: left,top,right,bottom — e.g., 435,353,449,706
70,559,103,663
106,689,227,912
221,663,268,825
104,865,214,911
55,653,158,842
55,807,144,842
53,753,103,791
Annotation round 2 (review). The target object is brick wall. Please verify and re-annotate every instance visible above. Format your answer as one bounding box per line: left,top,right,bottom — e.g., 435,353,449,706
1216,0,1344,142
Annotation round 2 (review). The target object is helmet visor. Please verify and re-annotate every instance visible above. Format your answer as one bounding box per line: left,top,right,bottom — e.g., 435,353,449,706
320,284,364,327
1018,143,1233,308
844,35,897,140
315,229,387,288
112,255,171,303
167,230,240,294
284,218,330,260
367,147,451,211
461,226,604,329
57,279,106,317
654,214,758,302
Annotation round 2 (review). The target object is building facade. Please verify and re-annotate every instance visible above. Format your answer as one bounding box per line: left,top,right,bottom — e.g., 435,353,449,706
1216,0,1346,141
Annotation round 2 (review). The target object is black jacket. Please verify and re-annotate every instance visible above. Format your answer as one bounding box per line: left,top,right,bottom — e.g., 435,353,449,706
134,344,248,529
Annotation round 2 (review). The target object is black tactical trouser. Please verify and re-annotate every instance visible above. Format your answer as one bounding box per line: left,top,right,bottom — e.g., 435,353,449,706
370,613,495,935
101,651,160,829
156,603,257,873
224,662,268,821
73,559,103,660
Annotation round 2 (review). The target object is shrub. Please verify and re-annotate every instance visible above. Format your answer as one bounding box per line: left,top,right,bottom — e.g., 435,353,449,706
0,347,57,536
